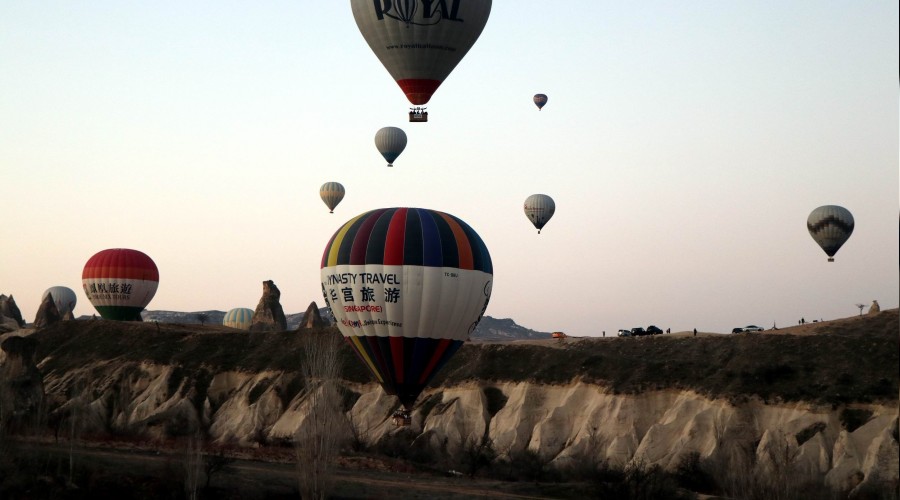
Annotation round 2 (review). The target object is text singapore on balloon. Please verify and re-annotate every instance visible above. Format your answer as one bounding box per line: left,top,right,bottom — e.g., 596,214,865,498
523,194,555,233
320,207,492,424
82,248,159,321
807,205,854,262
350,0,492,112
42,286,77,317
320,182,346,213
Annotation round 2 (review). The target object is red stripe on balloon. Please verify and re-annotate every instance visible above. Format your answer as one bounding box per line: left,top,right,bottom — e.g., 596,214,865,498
389,336,405,384
383,208,407,265
82,249,159,281
397,79,441,105
418,338,451,385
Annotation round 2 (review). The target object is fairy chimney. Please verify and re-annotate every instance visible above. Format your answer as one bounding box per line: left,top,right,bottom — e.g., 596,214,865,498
32,292,62,329
249,280,287,332
868,300,880,314
299,301,329,329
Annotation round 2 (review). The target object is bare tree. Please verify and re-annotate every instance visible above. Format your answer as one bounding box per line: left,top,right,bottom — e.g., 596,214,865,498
855,304,865,316
183,430,203,500
194,312,209,326
294,332,343,500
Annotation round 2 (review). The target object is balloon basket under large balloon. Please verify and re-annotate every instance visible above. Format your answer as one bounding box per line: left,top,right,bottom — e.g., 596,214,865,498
387,163,393,167
409,108,428,122
828,257,834,262
391,408,412,427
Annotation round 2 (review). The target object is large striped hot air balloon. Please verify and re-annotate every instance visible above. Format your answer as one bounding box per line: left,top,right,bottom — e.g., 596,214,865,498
374,127,407,167
42,286,77,317
320,207,492,424
320,182,346,213
807,205,854,262
223,307,254,330
351,0,492,108
523,194,555,233
82,248,159,320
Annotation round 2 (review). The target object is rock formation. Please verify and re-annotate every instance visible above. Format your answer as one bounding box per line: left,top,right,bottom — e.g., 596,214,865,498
0,335,45,433
0,294,26,332
869,300,880,314
32,292,62,329
299,301,328,329
249,280,287,332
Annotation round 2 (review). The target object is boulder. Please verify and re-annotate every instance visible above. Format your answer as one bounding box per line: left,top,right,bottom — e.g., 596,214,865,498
249,280,287,332
0,294,26,331
0,335,45,432
299,301,329,329
32,292,62,329
868,300,880,314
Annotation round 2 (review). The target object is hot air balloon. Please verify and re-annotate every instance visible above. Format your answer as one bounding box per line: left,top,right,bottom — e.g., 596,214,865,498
42,286,77,317
374,127,407,167
524,194,555,233
320,207,492,425
351,0,492,121
223,307,254,330
533,94,548,110
807,205,854,262
82,248,159,320
320,182,346,213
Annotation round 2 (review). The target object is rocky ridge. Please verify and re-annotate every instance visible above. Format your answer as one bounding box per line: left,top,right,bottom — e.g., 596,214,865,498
1,310,897,497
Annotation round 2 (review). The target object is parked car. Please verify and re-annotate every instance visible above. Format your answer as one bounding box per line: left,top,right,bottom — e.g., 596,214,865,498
630,327,646,336
732,327,744,334
617,329,632,337
646,325,663,335
742,325,764,332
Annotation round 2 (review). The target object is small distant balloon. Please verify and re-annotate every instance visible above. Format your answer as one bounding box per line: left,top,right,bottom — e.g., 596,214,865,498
223,308,254,330
807,205,854,262
82,248,159,321
42,286,77,317
524,194,555,233
374,127,407,167
320,182,345,213
533,94,548,110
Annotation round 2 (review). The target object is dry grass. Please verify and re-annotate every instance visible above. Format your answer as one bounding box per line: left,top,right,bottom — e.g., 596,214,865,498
27,309,899,406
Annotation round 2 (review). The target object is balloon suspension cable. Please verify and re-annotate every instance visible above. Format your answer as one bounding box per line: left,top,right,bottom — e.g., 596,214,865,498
391,408,412,427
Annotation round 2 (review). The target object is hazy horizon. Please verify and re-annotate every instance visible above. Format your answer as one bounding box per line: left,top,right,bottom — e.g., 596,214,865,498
3,2,898,336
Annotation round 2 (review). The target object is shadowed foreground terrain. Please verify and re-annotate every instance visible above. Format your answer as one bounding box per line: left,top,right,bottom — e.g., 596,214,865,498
1,309,897,498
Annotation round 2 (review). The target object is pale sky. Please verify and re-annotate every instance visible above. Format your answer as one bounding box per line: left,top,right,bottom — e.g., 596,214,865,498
2,1,898,337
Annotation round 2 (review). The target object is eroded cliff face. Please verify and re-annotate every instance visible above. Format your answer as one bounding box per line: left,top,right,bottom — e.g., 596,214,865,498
31,360,899,497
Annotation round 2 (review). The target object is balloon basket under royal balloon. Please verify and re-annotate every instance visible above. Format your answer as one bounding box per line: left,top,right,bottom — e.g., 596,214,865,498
392,408,412,427
409,108,428,122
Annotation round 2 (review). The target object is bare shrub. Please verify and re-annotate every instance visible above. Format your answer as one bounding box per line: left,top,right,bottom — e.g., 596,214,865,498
294,331,343,500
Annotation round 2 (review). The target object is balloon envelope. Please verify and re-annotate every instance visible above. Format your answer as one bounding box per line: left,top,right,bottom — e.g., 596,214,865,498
223,308,254,330
374,127,407,167
533,94,548,110
320,207,492,410
807,205,854,261
350,0,492,105
82,248,159,320
42,286,77,317
523,194,555,233
320,182,346,213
